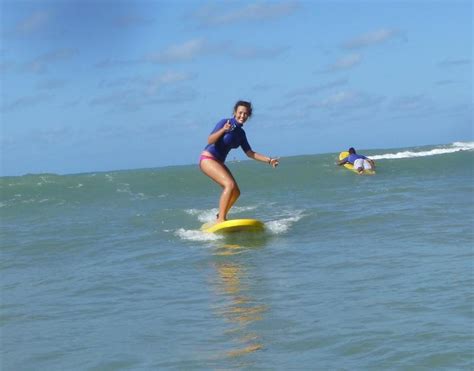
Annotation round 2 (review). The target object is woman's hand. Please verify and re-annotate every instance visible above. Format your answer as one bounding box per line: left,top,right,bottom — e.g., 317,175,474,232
269,157,279,168
208,120,232,144
223,120,232,132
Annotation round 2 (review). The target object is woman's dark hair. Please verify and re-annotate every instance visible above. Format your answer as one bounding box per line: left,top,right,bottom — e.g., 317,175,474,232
233,100,253,117
348,147,356,154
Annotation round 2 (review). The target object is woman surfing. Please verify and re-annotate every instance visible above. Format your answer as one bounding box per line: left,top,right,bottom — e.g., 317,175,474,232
199,100,279,224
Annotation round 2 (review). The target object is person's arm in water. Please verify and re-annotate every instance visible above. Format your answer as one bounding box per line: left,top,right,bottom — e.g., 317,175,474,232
246,150,279,168
207,120,231,144
337,157,348,166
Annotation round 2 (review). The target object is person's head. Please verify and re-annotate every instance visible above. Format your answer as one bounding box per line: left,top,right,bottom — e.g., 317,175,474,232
348,147,356,154
233,100,252,124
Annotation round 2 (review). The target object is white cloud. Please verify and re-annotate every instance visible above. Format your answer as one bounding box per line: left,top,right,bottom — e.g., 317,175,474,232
146,39,214,63
148,88,198,105
389,94,434,113
98,71,195,92
192,1,299,26
2,93,52,112
90,90,140,110
113,14,154,28
0,60,16,74
343,28,399,49
13,10,51,36
36,79,68,90
145,38,288,64
91,71,197,110
98,76,142,89
28,126,75,145
158,71,194,84
438,58,472,67
95,58,142,69
325,53,362,72
230,45,289,59
435,80,458,86
319,91,355,107
146,71,196,94
23,48,77,74
286,78,348,98
310,90,385,111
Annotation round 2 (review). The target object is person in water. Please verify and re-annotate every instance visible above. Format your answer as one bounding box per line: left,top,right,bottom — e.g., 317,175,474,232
199,100,279,223
338,147,375,174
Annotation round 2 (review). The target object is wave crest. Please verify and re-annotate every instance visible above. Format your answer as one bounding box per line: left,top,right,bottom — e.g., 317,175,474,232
371,142,473,160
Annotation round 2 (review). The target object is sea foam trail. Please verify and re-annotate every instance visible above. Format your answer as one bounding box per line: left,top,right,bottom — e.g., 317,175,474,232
176,207,305,241
371,142,473,160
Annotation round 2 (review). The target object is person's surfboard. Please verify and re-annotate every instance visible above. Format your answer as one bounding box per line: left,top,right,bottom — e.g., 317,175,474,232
201,219,265,233
339,151,376,175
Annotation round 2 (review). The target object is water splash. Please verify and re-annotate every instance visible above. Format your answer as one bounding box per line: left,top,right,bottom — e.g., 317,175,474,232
265,211,305,235
175,228,223,241
185,205,259,223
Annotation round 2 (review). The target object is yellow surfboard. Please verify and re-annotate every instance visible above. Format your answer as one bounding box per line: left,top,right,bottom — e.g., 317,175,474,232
201,219,265,233
339,151,376,175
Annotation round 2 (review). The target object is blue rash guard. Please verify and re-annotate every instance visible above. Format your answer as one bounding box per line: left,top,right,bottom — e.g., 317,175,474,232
343,153,367,164
204,118,252,162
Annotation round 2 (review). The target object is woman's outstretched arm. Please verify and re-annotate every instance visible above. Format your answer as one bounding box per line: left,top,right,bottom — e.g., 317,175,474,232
246,150,279,168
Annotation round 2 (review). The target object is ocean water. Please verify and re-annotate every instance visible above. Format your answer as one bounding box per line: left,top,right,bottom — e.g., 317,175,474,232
1,142,473,370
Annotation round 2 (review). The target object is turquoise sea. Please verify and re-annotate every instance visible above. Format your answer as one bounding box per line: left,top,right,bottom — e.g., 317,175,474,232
1,142,473,370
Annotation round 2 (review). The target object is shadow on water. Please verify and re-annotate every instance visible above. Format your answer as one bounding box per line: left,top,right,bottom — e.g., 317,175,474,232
210,239,268,366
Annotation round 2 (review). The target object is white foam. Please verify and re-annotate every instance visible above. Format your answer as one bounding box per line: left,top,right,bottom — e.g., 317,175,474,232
68,183,83,189
183,205,304,238
231,205,259,214
371,142,473,160
453,141,474,149
185,205,259,223
175,228,223,241
265,211,305,235
185,208,218,223
116,183,148,200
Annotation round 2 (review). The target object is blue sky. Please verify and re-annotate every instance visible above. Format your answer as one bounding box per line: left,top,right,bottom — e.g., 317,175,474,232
1,0,472,176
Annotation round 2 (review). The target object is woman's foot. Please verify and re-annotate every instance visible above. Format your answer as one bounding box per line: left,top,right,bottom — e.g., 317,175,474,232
216,213,227,223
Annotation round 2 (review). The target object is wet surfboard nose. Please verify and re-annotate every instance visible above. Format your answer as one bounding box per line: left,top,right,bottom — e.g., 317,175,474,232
201,219,265,233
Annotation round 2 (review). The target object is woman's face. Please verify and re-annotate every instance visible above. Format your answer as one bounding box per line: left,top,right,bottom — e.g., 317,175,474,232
234,105,250,124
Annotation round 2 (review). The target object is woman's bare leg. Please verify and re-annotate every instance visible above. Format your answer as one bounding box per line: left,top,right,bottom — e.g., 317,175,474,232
224,185,240,219
200,159,240,223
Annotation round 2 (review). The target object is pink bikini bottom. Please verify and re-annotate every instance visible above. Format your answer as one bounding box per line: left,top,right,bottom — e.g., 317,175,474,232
199,155,227,170
199,155,218,163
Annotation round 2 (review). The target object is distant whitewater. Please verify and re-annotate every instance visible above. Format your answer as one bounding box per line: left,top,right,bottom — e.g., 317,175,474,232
1,142,473,370
370,141,474,160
